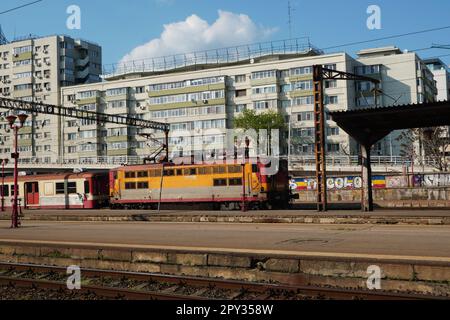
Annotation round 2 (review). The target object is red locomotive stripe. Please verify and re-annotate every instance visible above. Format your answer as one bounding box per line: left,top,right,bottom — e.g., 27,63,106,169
111,197,262,204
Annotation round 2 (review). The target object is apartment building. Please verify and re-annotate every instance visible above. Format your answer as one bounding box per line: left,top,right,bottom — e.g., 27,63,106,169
354,47,437,157
0,34,102,164
424,58,450,101
58,43,437,165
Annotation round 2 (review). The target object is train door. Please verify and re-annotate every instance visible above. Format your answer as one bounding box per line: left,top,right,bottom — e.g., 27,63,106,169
25,182,40,206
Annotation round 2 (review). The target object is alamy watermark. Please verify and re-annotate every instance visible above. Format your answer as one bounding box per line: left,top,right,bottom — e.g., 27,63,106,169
367,265,382,290
66,5,81,30
67,265,81,290
163,128,281,176
367,5,381,30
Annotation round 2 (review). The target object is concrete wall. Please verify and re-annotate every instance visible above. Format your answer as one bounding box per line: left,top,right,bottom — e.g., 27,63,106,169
294,187,450,208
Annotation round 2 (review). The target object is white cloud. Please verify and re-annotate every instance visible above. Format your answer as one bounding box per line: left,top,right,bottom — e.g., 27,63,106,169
120,10,277,63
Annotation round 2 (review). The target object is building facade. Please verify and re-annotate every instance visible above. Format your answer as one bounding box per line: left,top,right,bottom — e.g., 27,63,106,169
59,45,437,166
0,35,102,164
0,36,438,166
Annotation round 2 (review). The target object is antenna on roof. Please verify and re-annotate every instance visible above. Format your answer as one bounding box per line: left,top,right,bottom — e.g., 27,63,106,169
288,1,294,39
0,25,8,45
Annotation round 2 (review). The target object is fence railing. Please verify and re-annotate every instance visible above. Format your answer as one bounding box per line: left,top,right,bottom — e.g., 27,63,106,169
103,37,321,78
289,156,442,168
7,155,445,169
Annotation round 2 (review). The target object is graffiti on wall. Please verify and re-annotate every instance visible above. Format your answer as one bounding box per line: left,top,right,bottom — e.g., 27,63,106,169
291,176,386,191
291,173,450,192
423,174,450,187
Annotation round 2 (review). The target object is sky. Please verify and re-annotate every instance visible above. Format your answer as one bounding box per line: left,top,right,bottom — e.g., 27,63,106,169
1,0,450,68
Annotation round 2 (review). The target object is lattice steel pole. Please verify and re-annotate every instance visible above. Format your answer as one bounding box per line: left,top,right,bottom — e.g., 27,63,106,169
313,65,328,212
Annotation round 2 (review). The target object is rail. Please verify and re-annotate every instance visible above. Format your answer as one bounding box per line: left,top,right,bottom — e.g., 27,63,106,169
0,262,439,301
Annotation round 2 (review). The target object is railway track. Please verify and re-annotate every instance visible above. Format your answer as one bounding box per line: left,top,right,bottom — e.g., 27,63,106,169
0,262,443,300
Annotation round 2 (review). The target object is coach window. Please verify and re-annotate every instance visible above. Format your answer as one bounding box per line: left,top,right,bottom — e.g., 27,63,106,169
55,183,65,195
67,182,77,194
1,185,9,197
55,182,77,194
10,185,19,196
176,169,183,176
125,182,136,190
229,178,243,186
84,181,90,194
125,172,136,179
137,182,149,189
213,179,227,187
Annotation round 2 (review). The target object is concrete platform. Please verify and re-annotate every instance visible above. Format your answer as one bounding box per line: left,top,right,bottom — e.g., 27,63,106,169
1,209,450,225
0,221,449,296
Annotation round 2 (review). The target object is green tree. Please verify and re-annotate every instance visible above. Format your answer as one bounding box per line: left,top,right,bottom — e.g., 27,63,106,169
234,109,287,156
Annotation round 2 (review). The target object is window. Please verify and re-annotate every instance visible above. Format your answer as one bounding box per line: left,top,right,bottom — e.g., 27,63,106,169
235,104,246,113
292,96,313,106
290,66,312,75
163,170,175,176
229,178,243,186
325,80,337,88
77,91,98,100
213,166,226,174
328,127,340,136
252,85,277,95
327,143,341,153
251,70,277,80
235,89,247,97
228,166,242,174
136,86,145,94
137,182,149,189
68,146,77,154
198,167,212,175
214,179,227,187
107,100,127,109
125,182,136,190
13,45,32,55
354,65,381,75
0,185,9,197
325,96,338,104
292,80,313,91
184,168,197,176
235,74,246,83
106,88,128,96
137,171,148,178
68,133,77,140
324,64,337,70
125,172,136,178
55,182,77,195
84,181,90,194
297,112,313,122
254,100,277,110
149,169,162,177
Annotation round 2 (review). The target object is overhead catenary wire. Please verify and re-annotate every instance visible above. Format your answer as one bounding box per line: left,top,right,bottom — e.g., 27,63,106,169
0,0,44,16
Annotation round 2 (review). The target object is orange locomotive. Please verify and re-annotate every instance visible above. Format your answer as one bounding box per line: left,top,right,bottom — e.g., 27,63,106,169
109,159,290,210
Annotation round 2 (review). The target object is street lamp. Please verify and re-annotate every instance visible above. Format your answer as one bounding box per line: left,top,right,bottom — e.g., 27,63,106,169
1,158,9,212
6,114,28,229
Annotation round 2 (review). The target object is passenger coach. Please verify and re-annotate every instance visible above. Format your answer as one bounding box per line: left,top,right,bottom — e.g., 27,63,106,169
1,173,109,210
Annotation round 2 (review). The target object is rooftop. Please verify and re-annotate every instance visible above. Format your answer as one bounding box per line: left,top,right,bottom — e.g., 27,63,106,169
357,46,404,58
102,37,323,80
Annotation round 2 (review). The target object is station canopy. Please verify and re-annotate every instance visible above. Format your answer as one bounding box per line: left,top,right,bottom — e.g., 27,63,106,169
329,100,450,147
